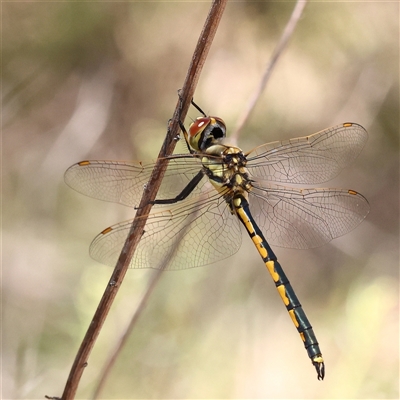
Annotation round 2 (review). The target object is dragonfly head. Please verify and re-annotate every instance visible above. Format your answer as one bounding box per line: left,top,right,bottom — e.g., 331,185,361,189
188,116,226,151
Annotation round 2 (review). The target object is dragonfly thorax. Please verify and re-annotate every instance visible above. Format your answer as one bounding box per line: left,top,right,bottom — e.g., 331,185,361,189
202,143,252,202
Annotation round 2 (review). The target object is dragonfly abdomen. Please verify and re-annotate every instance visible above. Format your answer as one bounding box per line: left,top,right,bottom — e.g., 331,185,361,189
233,194,325,380
268,257,325,380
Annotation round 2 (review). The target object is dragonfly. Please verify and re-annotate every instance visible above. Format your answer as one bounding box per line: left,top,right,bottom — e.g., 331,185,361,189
65,104,370,380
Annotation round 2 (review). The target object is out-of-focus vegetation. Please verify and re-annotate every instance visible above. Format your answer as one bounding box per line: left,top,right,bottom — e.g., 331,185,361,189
3,2,398,399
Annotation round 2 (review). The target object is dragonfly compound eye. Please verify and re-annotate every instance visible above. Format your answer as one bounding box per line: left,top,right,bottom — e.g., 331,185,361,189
188,116,227,151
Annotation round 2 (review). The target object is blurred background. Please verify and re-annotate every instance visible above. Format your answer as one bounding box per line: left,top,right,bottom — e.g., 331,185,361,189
3,1,398,399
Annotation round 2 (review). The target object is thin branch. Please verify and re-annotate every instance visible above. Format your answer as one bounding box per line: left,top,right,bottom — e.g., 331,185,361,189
58,1,227,399
91,269,164,399
231,0,307,140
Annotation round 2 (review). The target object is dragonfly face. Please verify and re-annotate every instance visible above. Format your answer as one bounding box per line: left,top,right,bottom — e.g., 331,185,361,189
65,109,370,380
187,116,226,151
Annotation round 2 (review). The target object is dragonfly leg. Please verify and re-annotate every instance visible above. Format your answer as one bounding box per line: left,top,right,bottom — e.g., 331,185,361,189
190,98,207,117
177,96,207,153
149,170,205,206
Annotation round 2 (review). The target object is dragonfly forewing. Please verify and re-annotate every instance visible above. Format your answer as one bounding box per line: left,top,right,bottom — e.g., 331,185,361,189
246,123,368,185
64,157,204,207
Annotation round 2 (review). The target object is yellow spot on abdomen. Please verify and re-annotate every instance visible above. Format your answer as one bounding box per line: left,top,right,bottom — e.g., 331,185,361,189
265,260,279,282
255,241,267,259
251,235,267,258
234,198,243,208
288,309,300,328
277,284,289,306
236,206,256,234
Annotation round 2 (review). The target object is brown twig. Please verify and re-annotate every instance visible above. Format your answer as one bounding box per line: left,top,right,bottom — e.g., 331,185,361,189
90,268,164,400
59,1,227,399
231,0,307,140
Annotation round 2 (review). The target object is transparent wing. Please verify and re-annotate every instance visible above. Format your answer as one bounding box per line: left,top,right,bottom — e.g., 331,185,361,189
89,186,242,270
249,181,370,249
246,123,368,184
64,157,204,207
